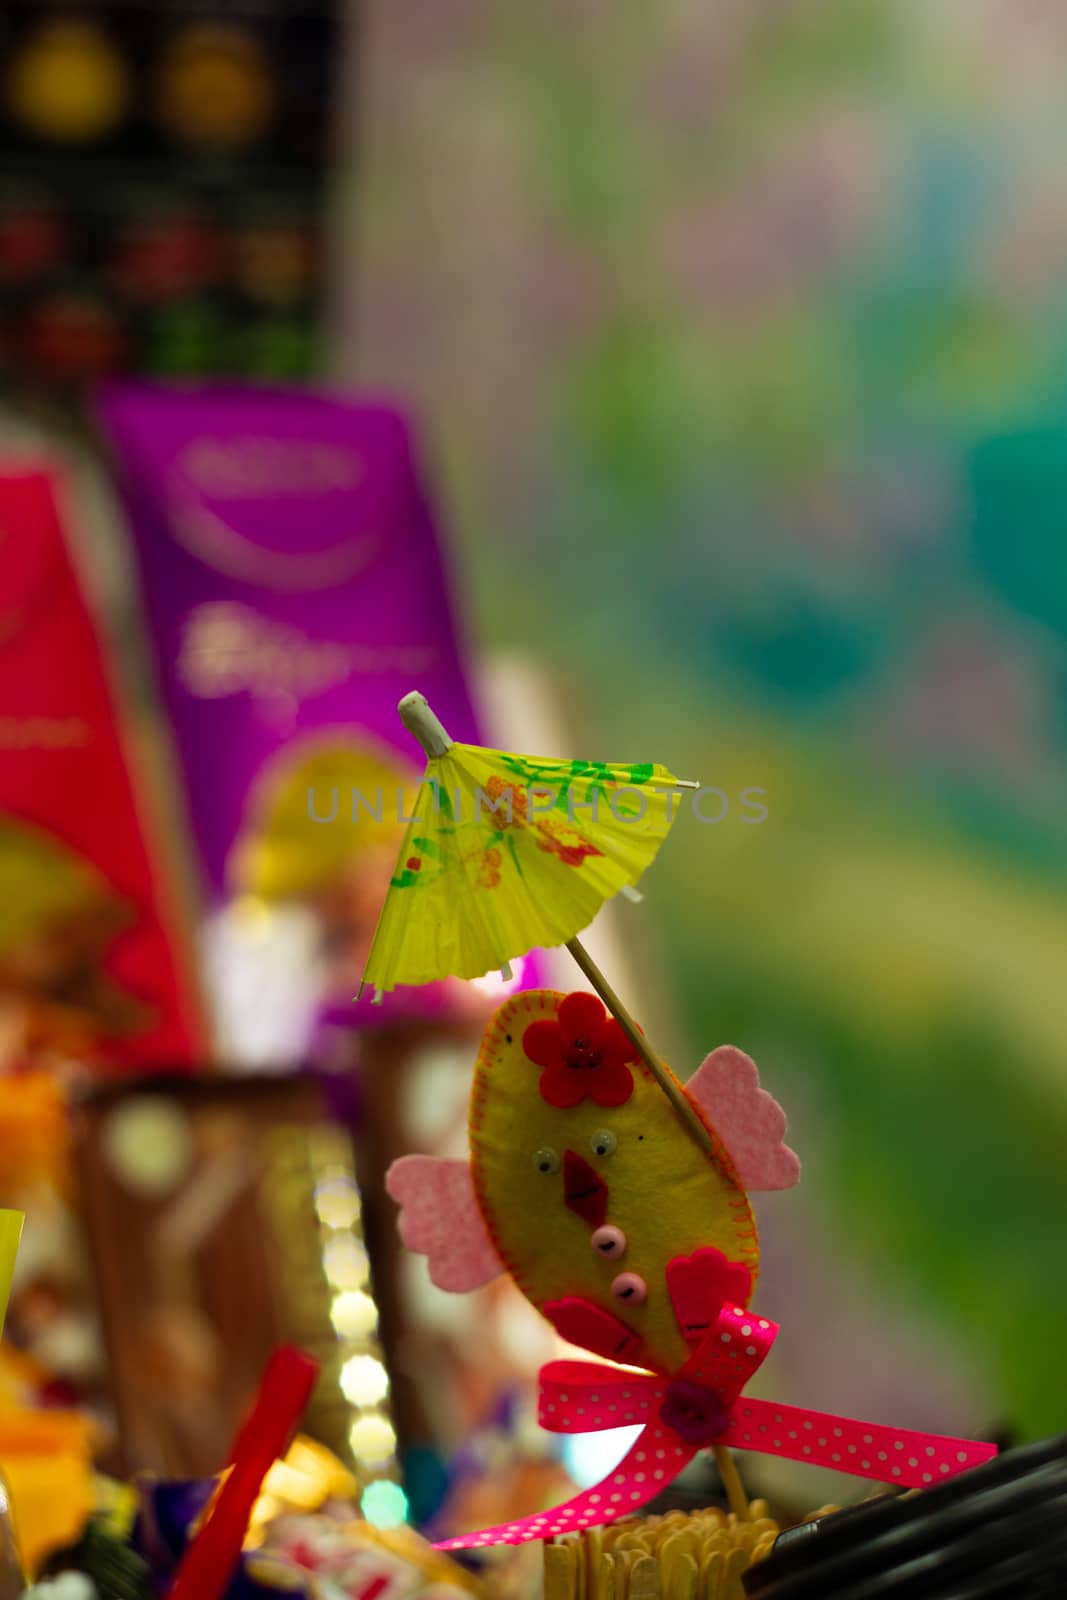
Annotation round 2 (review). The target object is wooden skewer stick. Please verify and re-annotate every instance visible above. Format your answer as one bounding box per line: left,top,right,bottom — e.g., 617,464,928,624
566,936,715,1158
564,939,750,1514
713,1444,751,1522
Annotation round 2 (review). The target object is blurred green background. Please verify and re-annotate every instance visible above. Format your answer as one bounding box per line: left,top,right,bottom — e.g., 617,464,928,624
346,0,1067,1445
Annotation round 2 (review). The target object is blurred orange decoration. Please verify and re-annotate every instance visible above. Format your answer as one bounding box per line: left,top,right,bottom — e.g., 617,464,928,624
0,1073,102,1572
0,1404,95,1575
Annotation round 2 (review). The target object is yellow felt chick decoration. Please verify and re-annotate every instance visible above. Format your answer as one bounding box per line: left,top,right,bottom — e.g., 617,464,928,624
387,990,799,1376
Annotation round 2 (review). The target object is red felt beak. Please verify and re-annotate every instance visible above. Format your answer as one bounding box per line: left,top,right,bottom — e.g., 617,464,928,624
563,1150,608,1227
542,1297,642,1363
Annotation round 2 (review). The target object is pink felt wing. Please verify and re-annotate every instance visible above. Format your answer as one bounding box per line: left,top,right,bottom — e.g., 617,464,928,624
385,1155,504,1292
686,1046,800,1191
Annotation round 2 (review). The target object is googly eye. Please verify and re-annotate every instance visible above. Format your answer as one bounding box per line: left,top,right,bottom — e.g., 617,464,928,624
589,1128,617,1158
532,1147,560,1175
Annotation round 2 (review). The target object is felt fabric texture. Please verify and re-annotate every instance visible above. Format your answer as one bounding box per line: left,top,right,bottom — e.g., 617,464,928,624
541,1297,643,1362
685,1046,800,1192
385,1155,503,1292
666,1246,753,1345
468,991,759,1376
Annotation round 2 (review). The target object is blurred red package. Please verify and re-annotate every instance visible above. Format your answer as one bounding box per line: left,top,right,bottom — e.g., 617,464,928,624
0,468,203,1073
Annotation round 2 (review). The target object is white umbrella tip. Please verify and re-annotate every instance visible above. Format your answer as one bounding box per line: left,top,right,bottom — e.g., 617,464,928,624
398,692,453,757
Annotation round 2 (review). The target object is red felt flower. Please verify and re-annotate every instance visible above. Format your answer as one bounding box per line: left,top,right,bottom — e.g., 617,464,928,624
523,992,637,1108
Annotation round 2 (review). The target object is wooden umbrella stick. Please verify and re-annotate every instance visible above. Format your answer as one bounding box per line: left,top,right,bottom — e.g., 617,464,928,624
565,936,714,1158
565,942,749,1515
714,1443,751,1521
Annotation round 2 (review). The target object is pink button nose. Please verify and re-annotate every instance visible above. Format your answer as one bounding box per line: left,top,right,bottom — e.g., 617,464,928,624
611,1272,647,1306
591,1225,627,1260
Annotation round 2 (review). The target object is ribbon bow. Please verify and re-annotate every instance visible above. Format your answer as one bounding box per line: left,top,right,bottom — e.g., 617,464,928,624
435,1303,996,1550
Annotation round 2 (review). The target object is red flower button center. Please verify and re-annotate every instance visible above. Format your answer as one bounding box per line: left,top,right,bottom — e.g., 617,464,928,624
565,1037,602,1069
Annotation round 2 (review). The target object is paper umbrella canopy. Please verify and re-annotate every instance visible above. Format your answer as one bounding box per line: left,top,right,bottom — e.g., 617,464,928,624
359,694,692,997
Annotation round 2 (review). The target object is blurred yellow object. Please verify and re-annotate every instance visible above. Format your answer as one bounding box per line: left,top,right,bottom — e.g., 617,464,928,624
156,25,276,148
358,1521,482,1592
248,1433,359,1535
237,1433,482,1596
0,818,147,1063
7,21,130,143
271,1434,358,1502
91,1472,139,1536
0,1077,70,1196
216,1435,354,1545
0,1216,22,1340
0,1410,94,1574
231,740,414,902
0,1344,49,1412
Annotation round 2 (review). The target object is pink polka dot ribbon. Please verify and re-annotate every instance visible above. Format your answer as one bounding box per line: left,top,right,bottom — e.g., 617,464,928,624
433,1303,996,1550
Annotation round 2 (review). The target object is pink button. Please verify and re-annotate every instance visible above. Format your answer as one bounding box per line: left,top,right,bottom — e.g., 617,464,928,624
591,1225,627,1260
611,1272,647,1306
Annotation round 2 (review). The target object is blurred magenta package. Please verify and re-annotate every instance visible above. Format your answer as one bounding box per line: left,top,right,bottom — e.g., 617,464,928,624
97,382,510,1055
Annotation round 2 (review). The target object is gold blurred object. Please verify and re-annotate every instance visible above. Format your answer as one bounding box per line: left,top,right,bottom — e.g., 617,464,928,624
156,26,276,148
0,1345,50,1412
230,740,415,903
0,1076,70,1197
246,1438,481,1593
0,1410,95,1575
90,1472,139,1536
266,1433,358,1504
229,738,418,993
7,21,130,143
357,1522,483,1593
543,1503,840,1600
248,1434,359,1537
0,1216,22,1346
0,819,150,1064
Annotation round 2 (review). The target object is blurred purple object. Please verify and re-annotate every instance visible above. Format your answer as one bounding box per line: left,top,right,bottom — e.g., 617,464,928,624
135,1477,214,1575
97,382,517,1034
98,382,481,896
136,1475,316,1598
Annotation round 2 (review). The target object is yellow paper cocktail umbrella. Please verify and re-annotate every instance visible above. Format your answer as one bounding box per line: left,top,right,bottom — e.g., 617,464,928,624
0,1214,21,1342
359,694,712,1153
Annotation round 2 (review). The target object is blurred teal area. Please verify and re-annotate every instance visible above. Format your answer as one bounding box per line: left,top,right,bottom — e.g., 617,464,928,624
350,0,1067,1441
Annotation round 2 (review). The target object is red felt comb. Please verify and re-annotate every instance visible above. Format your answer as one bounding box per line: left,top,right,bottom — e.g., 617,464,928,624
168,1344,319,1600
